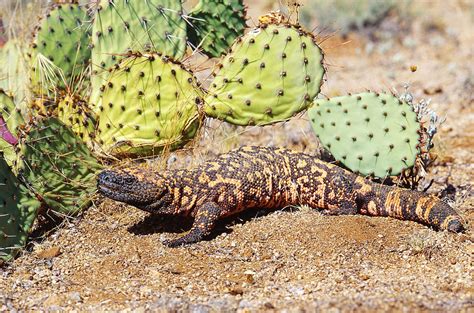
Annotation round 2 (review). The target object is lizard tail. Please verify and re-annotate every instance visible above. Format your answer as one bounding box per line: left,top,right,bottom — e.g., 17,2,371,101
354,177,465,232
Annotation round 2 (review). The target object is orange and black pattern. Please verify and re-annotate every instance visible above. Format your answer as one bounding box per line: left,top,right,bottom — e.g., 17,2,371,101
98,146,465,247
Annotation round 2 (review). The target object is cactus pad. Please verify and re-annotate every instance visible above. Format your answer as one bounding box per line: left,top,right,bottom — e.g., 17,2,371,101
57,95,96,144
29,3,91,94
0,156,41,263
95,53,203,158
205,16,325,126
187,0,247,58
17,117,102,215
90,0,187,107
0,90,24,166
308,92,421,178
0,39,29,101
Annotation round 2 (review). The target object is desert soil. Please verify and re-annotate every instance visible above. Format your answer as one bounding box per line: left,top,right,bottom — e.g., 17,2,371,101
1,1,473,311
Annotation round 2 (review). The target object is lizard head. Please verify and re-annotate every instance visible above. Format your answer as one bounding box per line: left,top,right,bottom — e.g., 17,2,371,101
97,169,172,212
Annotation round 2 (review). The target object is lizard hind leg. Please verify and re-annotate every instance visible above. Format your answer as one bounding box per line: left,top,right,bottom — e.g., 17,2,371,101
163,202,222,247
320,170,359,216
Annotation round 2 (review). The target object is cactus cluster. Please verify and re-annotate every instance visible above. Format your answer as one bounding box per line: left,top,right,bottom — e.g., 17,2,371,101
0,111,102,261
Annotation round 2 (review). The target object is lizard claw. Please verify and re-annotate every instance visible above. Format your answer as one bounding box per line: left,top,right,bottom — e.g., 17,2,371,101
162,235,198,248
162,238,185,248
446,219,465,233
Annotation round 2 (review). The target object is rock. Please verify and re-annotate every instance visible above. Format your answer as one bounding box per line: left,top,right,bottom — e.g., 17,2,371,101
423,86,443,95
43,294,62,307
132,306,146,313
228,287,244,296
243,270,256,284
37,247,61,259
68,292,82,303
359,273,370,281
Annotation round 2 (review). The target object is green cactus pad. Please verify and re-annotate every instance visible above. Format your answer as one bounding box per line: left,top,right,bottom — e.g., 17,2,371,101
57,95,96,144
204,17,325,126
0,90,24,137
0,39,29,101
95,53,203,158
17,117,102,216
187,0,247,58
0,156,41,263
90,0,187,107
308,92,421,178
0,90,24,166
29,3,91,94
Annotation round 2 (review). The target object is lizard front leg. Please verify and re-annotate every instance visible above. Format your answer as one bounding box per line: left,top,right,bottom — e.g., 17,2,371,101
163,202,222,247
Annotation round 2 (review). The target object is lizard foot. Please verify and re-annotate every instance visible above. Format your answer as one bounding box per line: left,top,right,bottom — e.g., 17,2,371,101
162,234,201,248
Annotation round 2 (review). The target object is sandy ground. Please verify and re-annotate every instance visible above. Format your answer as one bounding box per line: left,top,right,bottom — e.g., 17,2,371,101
1,0,473,311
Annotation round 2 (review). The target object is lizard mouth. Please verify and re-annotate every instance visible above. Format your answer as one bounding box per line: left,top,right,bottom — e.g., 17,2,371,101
97,183,122,200
97,170,152,205
97,170,171,212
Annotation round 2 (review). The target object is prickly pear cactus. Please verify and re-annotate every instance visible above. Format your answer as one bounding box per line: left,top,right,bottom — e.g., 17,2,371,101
16,117,102,215
187,0,247,58
90,0,187,107
0,39,29,101
29,2,91,94
57,95,96,144
308,92,421,178
0,90,24,166
95,53,203,158
205,13,325,126
0,156,41,263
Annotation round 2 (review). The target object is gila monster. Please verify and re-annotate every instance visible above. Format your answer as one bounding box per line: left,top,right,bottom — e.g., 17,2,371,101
97,146,465,247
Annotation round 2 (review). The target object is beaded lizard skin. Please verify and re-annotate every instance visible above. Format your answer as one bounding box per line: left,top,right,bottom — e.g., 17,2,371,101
97,146,465,247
